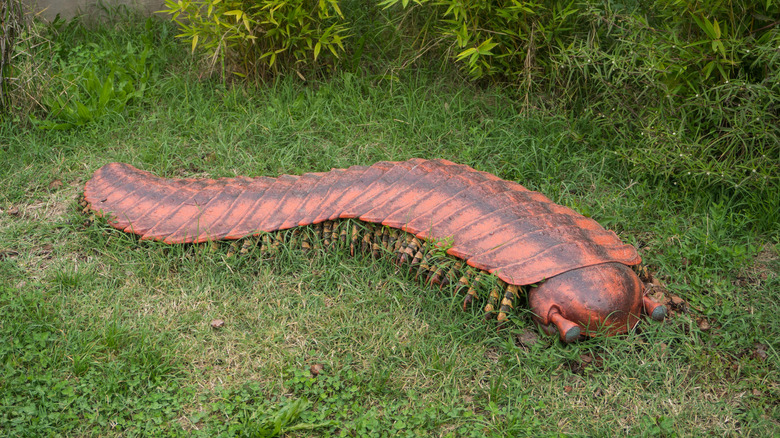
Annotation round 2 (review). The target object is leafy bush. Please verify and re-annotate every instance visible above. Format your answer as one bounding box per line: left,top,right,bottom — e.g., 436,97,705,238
552,1,780,228
159,0,349,79
33,39,152,130
380,0,583,85
648,0,779,94
26,14,176,130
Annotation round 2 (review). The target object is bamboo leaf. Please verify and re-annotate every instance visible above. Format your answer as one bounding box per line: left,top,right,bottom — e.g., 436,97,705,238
314,42,322,60
702,61,715,79
477,38,498,55
330,0,343,17
456,47,478,62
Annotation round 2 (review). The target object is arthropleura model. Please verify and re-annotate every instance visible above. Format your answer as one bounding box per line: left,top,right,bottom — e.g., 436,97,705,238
83,158,666,342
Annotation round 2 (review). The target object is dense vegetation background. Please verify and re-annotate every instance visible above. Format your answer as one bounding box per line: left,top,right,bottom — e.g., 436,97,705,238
1,1,778,436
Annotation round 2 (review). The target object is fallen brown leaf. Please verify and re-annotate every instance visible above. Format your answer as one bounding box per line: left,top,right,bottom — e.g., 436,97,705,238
650,290,667,303
310,363,324,377
210,319,225,329
515,329,540,347
38,244,54,259
751,343,768,362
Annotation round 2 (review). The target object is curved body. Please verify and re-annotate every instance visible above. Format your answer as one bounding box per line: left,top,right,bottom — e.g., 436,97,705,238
83,159,665,341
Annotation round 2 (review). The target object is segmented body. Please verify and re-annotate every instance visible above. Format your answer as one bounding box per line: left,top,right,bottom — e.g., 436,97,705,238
217,218,519,321
83,159,664,341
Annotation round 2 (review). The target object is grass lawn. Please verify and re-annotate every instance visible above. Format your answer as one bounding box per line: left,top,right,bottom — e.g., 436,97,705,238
0,12,778,437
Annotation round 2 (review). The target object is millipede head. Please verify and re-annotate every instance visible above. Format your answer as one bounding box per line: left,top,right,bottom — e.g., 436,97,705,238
528,262,644,341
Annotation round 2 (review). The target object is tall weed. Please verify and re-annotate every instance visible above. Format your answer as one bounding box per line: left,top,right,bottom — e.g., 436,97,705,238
1,0,51,121
1,0,25,114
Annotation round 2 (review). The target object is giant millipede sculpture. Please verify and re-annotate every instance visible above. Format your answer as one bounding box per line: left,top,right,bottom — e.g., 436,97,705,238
82,158,666,342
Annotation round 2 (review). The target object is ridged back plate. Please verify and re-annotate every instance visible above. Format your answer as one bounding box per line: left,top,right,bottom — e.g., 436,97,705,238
83,159,641,286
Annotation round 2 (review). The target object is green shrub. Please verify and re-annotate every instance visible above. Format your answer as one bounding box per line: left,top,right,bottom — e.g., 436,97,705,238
648,0,779,94
21,12,177,130
33,39,152,130
552,1,779,228
159,0,349,79
380,0,583,85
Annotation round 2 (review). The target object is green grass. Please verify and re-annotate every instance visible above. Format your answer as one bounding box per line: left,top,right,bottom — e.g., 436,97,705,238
1,12,778,437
